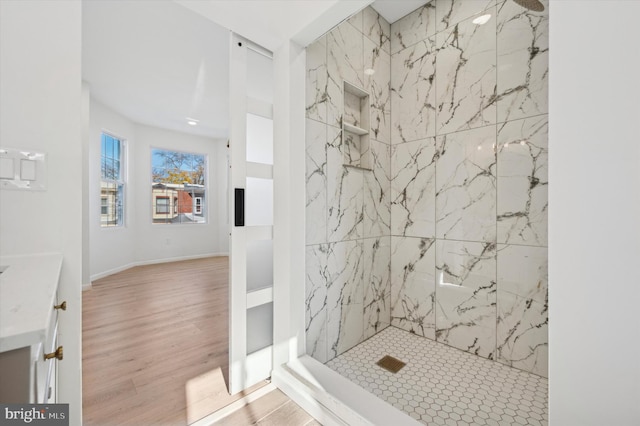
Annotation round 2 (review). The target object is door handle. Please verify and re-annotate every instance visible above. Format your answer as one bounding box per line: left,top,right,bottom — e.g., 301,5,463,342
234,188,244,227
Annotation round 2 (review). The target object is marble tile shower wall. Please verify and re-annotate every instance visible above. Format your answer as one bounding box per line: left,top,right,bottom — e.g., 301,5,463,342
305,0,548,378
305,6,393,363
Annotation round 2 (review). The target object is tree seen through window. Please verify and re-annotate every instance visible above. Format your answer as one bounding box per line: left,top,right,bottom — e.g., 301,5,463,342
151,148,207,224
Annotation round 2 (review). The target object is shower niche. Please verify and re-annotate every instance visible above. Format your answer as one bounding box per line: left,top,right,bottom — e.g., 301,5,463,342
342,81,371,171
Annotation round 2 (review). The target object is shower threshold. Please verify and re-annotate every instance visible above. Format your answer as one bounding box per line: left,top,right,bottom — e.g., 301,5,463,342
326,327,548,426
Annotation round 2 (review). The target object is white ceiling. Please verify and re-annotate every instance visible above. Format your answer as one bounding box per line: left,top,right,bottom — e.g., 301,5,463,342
82,0,230,139
81,0,375,140
371,0,430,24
175,0,363,52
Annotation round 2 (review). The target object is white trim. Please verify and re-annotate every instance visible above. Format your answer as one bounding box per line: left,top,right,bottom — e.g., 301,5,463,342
88,252,228,282
271,367,345,426
229,30,249,396
271,39,307,370
245,345,273,385
247,97,273,119
290,1,371,48
189,382,277,426
272,356,421,426
99,131,127,228
246,161,273,179
246,286,273,309
246,225,272,241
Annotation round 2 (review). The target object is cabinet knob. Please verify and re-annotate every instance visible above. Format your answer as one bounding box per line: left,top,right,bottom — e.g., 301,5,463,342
54,301,67,311
44,346,63,361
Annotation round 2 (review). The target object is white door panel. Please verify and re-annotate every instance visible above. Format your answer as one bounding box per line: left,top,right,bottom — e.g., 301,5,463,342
228,33,275,395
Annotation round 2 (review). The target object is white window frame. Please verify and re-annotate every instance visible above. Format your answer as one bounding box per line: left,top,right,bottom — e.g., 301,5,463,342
100,131,126,228
150,147,208,225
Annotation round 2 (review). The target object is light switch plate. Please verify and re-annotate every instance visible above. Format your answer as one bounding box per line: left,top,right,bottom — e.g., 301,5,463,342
0,148,47,191
0,157,14,179
20,159,37,181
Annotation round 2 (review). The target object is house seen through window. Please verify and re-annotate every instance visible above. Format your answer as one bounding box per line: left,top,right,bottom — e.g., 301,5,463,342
100,132,125,227
151,148,207,224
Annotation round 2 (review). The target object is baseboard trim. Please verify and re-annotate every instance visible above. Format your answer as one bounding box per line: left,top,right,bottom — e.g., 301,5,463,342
189,382,277,426
90,253,229,282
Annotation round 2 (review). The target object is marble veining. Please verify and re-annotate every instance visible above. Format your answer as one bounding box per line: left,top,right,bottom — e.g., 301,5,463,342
390,3,436,55
327,21,364,128
436,0,498,33
327,241,364,358
365,38,391,144
305,244,329,363
436,10,497,134
363,6,391,54
305,0,548,378
304,8,394,364
364,140,391,238
306,35,328,123
497,244,547,304
391,38,437,144
363,237,391,339
497,0,549,123
497,291,548,377
390,236,436,339
496,243,548,376
497,115,548,246
327,127,364,242
391,138,437,238
436,239,497,359
436,125,497,243
305,119,327,245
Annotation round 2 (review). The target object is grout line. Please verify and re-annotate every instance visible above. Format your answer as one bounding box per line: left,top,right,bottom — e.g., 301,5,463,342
495,2,500,361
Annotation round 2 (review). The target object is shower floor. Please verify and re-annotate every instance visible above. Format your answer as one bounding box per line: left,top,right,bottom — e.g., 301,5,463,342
326,327,548,425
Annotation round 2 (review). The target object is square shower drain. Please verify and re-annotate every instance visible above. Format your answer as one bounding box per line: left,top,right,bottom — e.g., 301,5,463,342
376,355,406,373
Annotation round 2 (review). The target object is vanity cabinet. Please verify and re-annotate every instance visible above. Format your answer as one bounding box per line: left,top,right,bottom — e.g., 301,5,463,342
0,253,64,403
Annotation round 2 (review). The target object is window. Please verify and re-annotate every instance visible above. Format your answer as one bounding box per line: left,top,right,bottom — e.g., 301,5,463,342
151,148,207,224
100,133,125,227
156,197,169,214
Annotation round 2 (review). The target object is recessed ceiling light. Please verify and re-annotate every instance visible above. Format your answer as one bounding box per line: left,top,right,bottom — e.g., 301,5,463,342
472,14,492,25
364,68,376,76
186,117,199,126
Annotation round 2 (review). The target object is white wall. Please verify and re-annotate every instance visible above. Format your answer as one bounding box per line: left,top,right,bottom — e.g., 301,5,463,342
89,99,137,278
89,99,228,280
0,0,83,422
82,83,91,288
549,1,640,424
132,122,227,264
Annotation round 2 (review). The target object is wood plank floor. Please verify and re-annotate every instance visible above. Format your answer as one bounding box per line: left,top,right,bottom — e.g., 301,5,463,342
82,257,268,425
212,389,319,426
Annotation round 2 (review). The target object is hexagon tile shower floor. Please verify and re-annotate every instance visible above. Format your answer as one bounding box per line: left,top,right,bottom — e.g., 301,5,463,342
326,327,548,425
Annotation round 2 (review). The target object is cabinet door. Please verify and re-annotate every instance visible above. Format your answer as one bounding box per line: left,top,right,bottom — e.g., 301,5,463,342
36,310,58,403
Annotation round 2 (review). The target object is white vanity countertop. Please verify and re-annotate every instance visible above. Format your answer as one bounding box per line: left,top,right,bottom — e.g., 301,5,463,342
0,253,63,353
